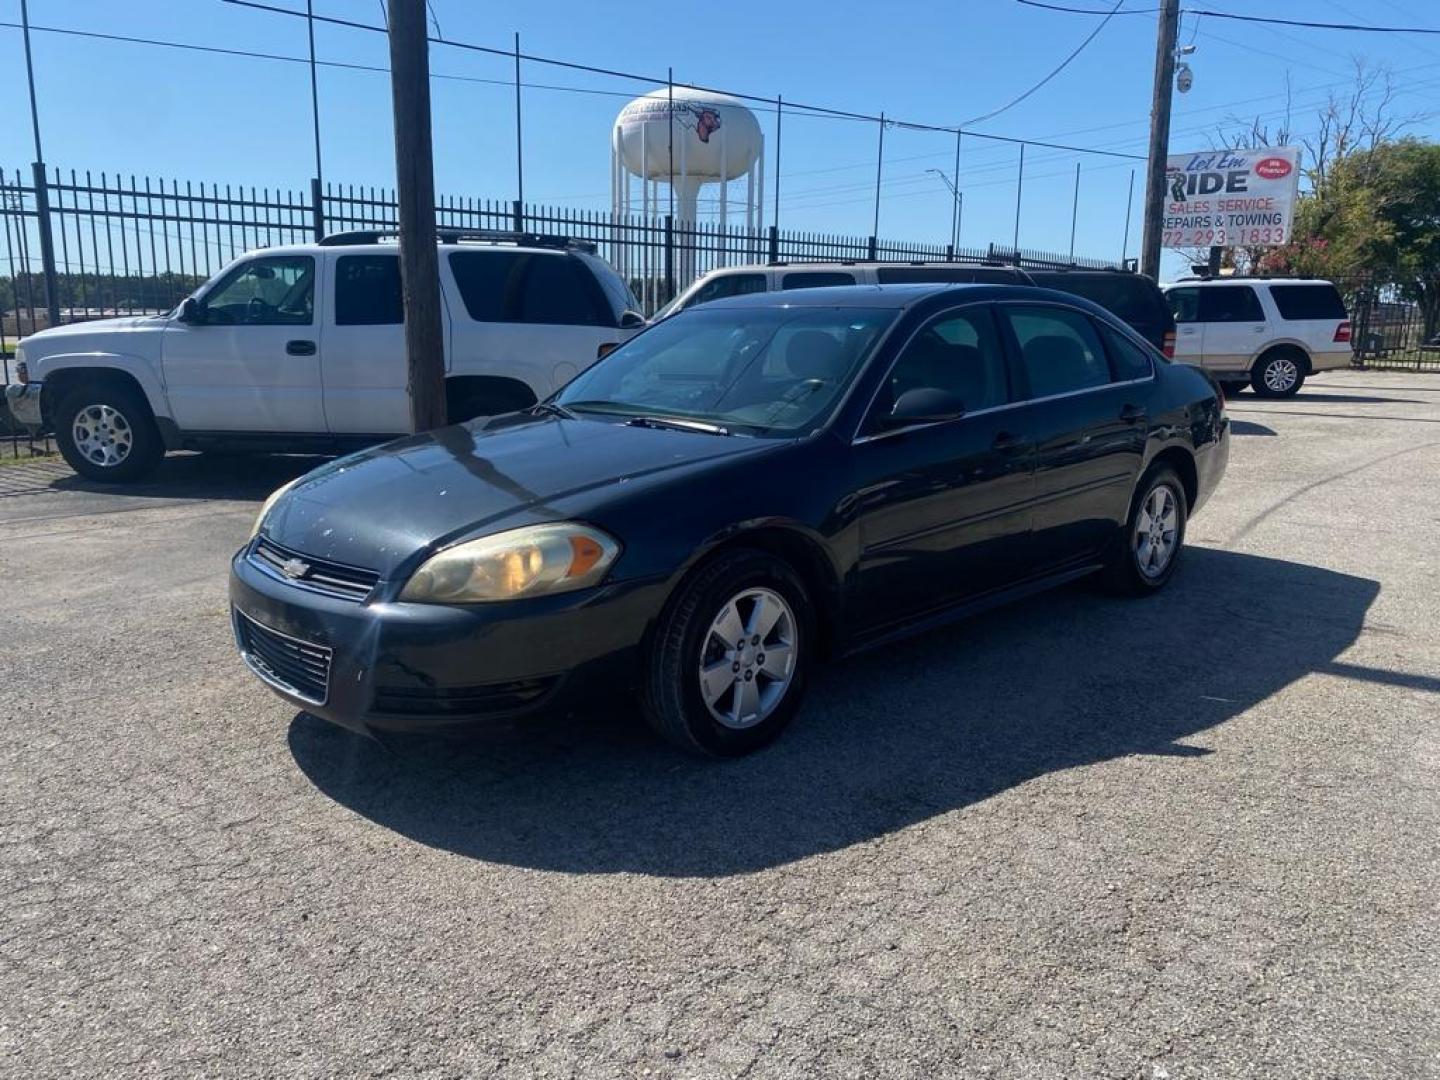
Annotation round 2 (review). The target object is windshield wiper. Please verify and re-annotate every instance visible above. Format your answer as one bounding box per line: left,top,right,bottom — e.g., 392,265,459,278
530,401,576,420
624,415,731,436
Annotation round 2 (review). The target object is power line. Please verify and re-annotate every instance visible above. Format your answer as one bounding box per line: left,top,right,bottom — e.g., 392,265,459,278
220,0,1147,160
1021,0,1440,32
965,0,1125,126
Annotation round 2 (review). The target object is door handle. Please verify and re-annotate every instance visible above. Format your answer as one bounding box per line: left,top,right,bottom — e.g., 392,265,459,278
286,339,317,356
992,430,1024,451
1119,404,1147,423
1253,326,1266,333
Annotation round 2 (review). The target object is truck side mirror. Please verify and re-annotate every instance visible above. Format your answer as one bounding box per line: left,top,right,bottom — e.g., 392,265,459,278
618,310,647,330
179,297,206,324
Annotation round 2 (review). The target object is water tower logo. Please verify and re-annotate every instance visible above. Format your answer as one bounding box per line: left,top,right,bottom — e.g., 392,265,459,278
620,97,724,143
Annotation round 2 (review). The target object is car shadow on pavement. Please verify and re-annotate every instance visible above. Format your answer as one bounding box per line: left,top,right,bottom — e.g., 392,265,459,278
52,452,331,500
288,547,1379,878
1229,420,1278,436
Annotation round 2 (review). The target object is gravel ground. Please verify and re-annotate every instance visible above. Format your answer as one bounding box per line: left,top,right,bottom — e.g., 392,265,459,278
1,370,1437,1079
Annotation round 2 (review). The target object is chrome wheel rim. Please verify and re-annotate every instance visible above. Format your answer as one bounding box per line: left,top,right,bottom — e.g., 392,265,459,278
72,404,133,467
698,587,797,730
1134,484,1179,578
1263,357,1298,393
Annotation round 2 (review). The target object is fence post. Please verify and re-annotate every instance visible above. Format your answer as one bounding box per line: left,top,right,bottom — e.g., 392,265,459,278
310,177,324,241
945,243,954,261
512,199,523,234
987,242,995,263
664,214,674,302
867,235,878,261
767,224,779,264
30,162,60,328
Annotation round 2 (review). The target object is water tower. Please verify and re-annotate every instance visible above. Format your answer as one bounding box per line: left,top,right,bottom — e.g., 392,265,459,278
612,87,764,285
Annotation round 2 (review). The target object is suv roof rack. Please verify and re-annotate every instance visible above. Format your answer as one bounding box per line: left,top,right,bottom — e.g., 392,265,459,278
317,228,597,254
1172,273,1324,283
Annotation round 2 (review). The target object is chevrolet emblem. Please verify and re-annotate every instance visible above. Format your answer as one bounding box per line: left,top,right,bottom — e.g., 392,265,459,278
280,557,311,579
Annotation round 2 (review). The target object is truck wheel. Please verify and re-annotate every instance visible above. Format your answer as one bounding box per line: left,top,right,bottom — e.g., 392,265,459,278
53,384,164,482
1252,348,1306,398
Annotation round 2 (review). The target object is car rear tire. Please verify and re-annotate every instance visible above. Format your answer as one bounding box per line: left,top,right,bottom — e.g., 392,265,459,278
1252,349,1306,398
1101,465,1188,596
53,383,163,483
640,548,814,757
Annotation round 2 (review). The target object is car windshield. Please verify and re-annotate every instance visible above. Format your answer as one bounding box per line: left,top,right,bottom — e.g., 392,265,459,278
554,305,897,436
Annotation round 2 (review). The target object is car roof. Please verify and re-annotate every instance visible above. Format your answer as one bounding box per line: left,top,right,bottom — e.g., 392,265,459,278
693,282,1105,312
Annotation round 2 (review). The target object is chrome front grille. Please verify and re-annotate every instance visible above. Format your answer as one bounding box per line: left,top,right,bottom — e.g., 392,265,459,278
233,610,332,705
249,536,379,602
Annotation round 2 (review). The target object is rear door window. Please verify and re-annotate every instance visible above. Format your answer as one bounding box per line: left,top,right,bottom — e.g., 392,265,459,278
1269,284,1347,320
781,271,857,290
1099,324,1156,381
1198,285,1265,323
1001,305,1113,399
335,254,403,325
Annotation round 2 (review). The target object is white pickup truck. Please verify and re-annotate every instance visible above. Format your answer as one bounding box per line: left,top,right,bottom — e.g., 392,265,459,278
5,231,645,481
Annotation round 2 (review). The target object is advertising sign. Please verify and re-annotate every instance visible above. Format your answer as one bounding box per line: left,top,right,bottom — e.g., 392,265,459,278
1161,146,1301,249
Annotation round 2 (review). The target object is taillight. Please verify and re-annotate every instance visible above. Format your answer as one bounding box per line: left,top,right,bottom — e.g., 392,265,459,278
1334,321,1352,343
1162,330,1176,359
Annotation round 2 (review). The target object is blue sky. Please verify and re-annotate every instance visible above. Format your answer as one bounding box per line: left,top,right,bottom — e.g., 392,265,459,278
4,0,1439,279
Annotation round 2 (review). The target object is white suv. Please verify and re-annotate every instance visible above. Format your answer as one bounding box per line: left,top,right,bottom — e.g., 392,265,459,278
1161,277,1352,397
4,231,644,481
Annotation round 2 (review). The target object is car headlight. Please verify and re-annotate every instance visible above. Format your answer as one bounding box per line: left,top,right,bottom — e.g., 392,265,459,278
249,478,300,540
400,523,620,604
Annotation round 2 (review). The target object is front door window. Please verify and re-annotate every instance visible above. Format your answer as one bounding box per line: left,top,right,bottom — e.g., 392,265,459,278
202,256,315,325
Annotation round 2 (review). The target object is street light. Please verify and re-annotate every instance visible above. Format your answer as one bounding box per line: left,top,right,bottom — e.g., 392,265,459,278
927,168,964,249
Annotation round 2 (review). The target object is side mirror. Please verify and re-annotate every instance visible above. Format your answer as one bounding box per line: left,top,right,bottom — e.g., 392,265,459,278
178,297,207,324
618,310,647,330
888,387,965,425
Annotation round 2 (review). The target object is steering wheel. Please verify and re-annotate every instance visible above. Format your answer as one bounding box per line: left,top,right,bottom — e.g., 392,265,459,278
244,296,275,322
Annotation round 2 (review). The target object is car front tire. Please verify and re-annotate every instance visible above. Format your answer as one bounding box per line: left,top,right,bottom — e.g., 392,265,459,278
53,384,164,483
641,548,814,757
1102,465,1188,596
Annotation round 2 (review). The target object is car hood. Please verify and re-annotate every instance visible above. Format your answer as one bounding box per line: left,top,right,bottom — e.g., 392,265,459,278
261,415,778,575
23,315,168,361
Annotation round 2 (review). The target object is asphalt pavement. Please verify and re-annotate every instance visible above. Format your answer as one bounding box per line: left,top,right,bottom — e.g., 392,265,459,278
1,370,1436,1078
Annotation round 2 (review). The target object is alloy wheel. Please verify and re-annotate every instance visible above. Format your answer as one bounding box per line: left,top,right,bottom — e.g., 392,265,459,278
1134,484,1179,579
1263,356,1299,394
697,587,797,730
72,404,134,467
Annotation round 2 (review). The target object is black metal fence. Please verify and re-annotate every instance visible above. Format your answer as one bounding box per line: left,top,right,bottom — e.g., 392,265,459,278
1335,275,1440,372
0,162,1114,458
2,163,1120,346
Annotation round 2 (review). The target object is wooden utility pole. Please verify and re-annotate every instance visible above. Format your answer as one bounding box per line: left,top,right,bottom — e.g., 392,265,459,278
387,0,447,432
1139,0,1180,280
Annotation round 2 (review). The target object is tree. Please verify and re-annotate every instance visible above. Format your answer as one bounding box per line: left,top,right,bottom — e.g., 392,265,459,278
1253,139,1440,340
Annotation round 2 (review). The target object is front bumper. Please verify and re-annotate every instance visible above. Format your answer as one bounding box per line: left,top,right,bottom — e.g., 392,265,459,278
229,542,667,735
4,383,43,429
